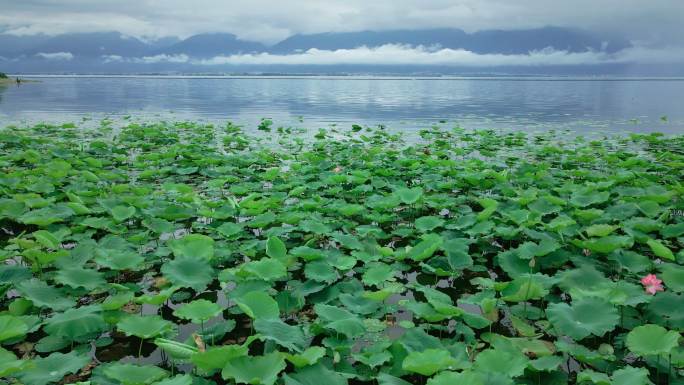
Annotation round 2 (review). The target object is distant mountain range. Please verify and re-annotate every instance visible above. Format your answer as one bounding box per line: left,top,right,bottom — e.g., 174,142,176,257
0,27,668,75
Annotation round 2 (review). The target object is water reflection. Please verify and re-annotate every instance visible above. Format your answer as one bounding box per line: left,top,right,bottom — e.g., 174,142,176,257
0,76,682,134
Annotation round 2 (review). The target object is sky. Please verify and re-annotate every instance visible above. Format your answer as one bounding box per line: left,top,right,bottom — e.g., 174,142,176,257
0,0,681,45
1,1,683,70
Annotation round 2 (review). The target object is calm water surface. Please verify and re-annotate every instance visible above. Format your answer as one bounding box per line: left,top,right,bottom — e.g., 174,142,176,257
1,76,683,134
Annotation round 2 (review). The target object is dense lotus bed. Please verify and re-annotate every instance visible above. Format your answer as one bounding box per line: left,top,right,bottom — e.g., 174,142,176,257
0,121,683,385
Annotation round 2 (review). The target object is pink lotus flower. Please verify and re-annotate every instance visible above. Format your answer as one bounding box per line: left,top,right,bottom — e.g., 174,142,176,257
333,166,343,173
640,274,664,295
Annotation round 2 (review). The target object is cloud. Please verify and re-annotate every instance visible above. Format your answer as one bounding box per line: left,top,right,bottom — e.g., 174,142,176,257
135,54,189,64
193,44,684,67
102,54,123,63
35,51,74,60
0,1,682,46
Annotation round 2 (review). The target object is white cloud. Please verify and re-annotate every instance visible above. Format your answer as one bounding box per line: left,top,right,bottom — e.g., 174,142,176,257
35,51,74,60
102,54,124,63
193,44,684,67
135,54,189,64
0,1,682,46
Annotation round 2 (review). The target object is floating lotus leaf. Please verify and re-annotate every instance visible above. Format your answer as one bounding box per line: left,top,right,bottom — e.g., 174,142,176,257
117,315,176,339
472,348,528,378
626,324,681,356
396,187,423,204
547,297,619,340
0,347,25,377
402,348,461,376
44,305,106,341
190,344,249,372
281,363,347,385
221,352,286,385
406,233,443,261
169,234,215,260
153,338,197,360
16,278,75,311
285,346,327,368
151,375,193,385
234,291,280,319
266,236,287,259
173,299,222,324
646,239,675,261
0,315,28,343
161,256,213,292
102,363,169,385
254,318,307,352
54,267,106,290
16,351,90,385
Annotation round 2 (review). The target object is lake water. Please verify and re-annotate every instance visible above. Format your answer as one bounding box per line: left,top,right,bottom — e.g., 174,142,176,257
1,76,683,134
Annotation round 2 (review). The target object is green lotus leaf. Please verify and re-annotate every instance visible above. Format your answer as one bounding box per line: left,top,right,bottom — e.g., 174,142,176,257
377,373,412,385
415,216,444,232
626,324,681,356
547,297,619,340
153,338,198,360
407,233,443,261
362,263,396,286
18,205,75,226
221,352,286,385
191,344,249,372
17,351,90,385
254,318,307,352
661,222,684,238
402,348,461,376
0,315,28,343
44,305,106,341
570,189,610,208
241,258,287,281
32,230,61,249
285,346,326,368
161,256,213,292
304,260,337,282
473,348,529,378
281,363,347,385
101,291,135,310
442,238,473,270
135,286,178,306
659,263,684,292
646,239,675,260
314,304,365,338
151,375,193,385
94,249,144,271
117,315,176,339
213,220,243,239
396,186,423,204
577,369,610,385
266,236,287,259
645,292,684,329
610,366,653,385
573,235,633,254
501,277,548,302
299,220,331,235
234,291,280,319
169,234,215,260
547,297,620,340
55,267,106,290
0,347,25,377
585,224,618,237
173,299,223,323
0,264,32,285
102,363,168,385
111,205,136,222
16,278,75,311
